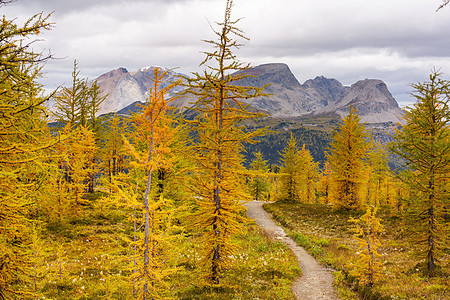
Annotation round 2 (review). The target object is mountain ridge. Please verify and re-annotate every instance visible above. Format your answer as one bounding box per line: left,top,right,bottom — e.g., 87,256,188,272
92,63,403,123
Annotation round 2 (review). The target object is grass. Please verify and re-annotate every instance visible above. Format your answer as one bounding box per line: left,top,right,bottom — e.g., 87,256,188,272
27,193,301,299
174,224,301,299
264,201,450,300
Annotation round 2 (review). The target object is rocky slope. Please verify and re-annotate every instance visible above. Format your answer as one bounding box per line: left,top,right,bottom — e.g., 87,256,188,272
234,63,403,123
233,63,323,116
314,78,404,123
95,66,184,115
93,63,403,123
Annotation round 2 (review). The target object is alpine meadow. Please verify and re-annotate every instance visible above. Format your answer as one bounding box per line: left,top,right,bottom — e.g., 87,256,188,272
0,0,448,299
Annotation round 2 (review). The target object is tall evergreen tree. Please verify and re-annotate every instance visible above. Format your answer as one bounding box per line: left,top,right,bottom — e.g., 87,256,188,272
183,0,265,284
327,107,369,210
390,71,449,274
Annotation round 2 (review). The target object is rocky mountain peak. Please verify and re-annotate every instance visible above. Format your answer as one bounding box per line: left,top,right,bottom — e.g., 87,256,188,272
349,79,398,106
235,63,301,89
316,78,403,123
97,67,128,80
302,76,347,106
88,63,403,123
94,66,186,115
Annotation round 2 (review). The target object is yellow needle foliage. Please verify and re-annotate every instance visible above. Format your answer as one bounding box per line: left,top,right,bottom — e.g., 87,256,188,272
349,205,384,287
278,133,302,202
54,125,97,214
390,71,449,274
298,144,320,203
248,151,270,201
183,0,266,285
0,9,53,299
112,68,180,299
327,107,369,210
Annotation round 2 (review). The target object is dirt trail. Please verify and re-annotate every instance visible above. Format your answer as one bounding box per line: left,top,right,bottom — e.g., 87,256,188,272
244,201,339,300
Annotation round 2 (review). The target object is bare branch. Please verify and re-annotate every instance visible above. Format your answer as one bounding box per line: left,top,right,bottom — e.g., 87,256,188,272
437,0,450,11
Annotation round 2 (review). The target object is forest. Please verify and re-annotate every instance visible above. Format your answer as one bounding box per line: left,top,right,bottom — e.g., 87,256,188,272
1,0,449,299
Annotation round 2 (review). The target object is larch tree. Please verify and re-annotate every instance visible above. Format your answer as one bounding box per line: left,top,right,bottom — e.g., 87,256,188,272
48,124,97,222
53,61,104,203
86,79,107,134
101,112,127,185
278,133,302,202
298,144,320,203
85,79,107,192
366,141,390,207
183,0,265,284
0,5,53,298
317,161,332,204
350,205,384,287
390,71,449,274
327,107,369,210
122,68,179,299
248,151,270,201
53,59,88,127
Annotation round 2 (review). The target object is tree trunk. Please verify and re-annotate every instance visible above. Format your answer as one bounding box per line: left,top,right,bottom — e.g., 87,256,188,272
143,129,154,299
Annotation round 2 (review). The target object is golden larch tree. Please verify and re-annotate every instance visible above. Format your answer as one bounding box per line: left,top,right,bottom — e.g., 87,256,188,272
278,133,302,202
248,151,270,201
298,144,320,203
327,107,369,210
183,0,265,284
350,205,384,287
121,68,179,299
0,6,53,298
390,71,449,274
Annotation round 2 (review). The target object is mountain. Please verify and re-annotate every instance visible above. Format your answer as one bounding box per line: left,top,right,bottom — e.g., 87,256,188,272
95,66,184,115
314,78,404,123
233,63,324,116
92,63,403,123
233,63,403,123
302,76,348,107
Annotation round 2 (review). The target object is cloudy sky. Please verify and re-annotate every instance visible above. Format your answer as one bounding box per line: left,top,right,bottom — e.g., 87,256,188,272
3,0,450,107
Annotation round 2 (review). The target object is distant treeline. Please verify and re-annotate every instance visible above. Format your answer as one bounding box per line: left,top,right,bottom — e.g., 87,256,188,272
244,127,331,167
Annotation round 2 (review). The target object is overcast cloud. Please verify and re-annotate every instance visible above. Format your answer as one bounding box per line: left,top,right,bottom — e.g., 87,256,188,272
2,0,450,107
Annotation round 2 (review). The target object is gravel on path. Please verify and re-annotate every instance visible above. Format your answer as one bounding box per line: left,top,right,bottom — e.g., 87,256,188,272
244,201,339,300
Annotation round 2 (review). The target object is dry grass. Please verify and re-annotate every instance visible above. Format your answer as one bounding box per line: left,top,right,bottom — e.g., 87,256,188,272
24,194,301,299
264,201,450,300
